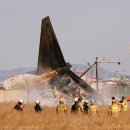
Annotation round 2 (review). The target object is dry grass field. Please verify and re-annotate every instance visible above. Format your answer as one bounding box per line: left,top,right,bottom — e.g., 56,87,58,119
0,103,130,130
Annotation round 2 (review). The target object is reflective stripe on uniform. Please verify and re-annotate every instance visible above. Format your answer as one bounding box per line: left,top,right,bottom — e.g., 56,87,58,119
57,104,66,111
89,105,97,112
57,107,65,111
109,106,119,113
120,100,128,112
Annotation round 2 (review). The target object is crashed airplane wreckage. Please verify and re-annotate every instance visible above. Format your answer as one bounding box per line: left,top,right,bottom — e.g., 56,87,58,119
36,16,103,102
1,16,103,103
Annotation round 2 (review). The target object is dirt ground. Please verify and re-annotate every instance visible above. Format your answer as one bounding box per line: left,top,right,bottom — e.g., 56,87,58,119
0,103,130,130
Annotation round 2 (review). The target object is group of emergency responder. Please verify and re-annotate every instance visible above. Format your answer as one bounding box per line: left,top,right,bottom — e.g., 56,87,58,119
108,96,128,117
56,96,98,116
14,95,128,117
14,99,42,112
56,95,128,117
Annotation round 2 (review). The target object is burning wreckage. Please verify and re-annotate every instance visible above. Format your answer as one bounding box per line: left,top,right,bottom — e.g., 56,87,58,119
1,16,104,103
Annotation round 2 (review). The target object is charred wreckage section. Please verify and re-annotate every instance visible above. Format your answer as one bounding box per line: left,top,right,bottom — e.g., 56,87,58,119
37,16,103,103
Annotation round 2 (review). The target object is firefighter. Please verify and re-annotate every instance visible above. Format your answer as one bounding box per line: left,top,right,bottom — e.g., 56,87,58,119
78,86,84,97
111,97,119,105
77,97,84,113
83,99,89,114
52,86,58,98
71,98,79,114
14,99,24,111
56,97,67,114
108,100,120,117
35,100,42,113
88,99,98,116
120,96,128,112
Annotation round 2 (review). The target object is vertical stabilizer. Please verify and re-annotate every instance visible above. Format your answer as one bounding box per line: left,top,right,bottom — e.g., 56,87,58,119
37,16,66,74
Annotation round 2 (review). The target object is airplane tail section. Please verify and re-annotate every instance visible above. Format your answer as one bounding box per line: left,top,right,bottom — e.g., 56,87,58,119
37,16,66,74
37,16,104,103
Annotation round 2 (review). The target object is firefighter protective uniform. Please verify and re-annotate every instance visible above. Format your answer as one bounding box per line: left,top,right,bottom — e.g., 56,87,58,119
111,97,119,105
14,99,24,111
56,98,67,114
120,96,128,112
108,101,120,117
77,97,84,113
88,99,98,116
71,98,79,114
35,100,42,112
83,99,89,114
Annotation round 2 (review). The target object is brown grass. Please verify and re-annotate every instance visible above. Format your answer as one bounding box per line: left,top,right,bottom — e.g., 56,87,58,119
0,103,130,130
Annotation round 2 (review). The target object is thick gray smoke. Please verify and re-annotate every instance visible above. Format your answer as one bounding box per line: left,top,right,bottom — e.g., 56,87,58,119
2,73,128,105
26,74,77,106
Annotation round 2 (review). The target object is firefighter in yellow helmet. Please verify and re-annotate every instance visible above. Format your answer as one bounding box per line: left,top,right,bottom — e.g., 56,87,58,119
56,97,67,114
88,99,98,117
119,96,128,112
108,99,120,117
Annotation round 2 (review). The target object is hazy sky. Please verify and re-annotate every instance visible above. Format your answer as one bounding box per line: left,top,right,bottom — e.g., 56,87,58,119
0,0,130,75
